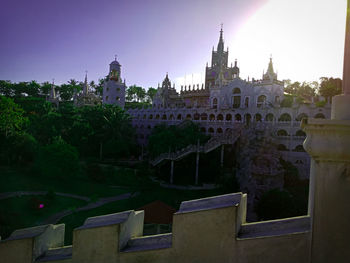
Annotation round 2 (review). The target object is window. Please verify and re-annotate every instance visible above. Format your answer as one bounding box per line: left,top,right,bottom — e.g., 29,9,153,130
233,96,241,108
257,95,267,108
106,96,109,101
245,97,249,108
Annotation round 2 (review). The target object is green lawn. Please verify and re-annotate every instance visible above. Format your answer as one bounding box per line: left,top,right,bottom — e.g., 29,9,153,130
59,186,229,245
0,194,87,240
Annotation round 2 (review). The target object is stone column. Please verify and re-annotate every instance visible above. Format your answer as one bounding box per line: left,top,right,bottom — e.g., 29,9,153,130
220,145,224,167
302,2,350,262
170,160,174,184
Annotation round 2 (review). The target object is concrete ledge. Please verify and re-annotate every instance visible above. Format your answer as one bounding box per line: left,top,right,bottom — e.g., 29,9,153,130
36,246,72,262
4,225,51,241
176,193,242,214
122,233,172,252
75,211,132,230
238,216,311,239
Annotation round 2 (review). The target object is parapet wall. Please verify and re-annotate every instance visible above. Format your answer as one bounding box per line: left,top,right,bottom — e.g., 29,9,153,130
0,193,311,263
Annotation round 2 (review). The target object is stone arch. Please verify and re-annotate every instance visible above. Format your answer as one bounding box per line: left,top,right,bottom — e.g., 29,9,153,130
208,127,215,133
143,114,147,119
233,87,241,94
169,114,174,120
293,145,305,152
277,144,288,151
225,128,232,134
277,129,288,136
226,114,232,121
217,114,224,121
255,113,262,122
217,127,223,133
149,114,153,119
194,113,200,120
162,114,167,120
314,113,325,119
201,113,208,120
295,130,306,137
296,113,308,121
279,113,292,122
177,114,182,120
235,114,242,122
266,113,274,122
186,114,192,120
155,114,160,119
209,114,215,121
212,97,218,109
257,95,267,108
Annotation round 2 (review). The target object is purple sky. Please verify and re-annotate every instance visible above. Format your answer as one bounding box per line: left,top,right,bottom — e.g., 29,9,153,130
0,0,267,88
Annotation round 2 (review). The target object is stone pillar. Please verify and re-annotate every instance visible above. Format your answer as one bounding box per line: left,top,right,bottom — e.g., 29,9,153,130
170,160,174,184
195,151,200,185
302,2,350,262
220,145,224,167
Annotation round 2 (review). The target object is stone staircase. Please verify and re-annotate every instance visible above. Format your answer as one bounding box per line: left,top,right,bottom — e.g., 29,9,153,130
150,128,242,166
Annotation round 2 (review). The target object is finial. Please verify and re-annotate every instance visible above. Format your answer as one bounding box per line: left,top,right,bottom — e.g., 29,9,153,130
115,55,117,61
220,23,223,31
52,78,55,85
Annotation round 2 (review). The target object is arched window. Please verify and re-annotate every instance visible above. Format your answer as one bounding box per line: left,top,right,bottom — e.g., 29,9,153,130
169,114,174,120
277,129,288,136
257,95,267,108
149,114,153,119
217,114,223,121
212,98,218,109
233,87,241,94
277,144,288,151
186,114,192,120
294,145,305,152
233,95,241,108
201,113,208,120
147,125,151,129
235,114,242,122
255,113,262,122
209,114,215,121
226,114,232,121
279,113,292,122
194,113,200,120
208,127,214,133
217,128,223,133
245,97,249,108
266,113,274,122
162,114,167,120
155,114,160,119
143,114,147,119
314,113,325,119
177,114,182,120
296,113,308,121
295,130,306,137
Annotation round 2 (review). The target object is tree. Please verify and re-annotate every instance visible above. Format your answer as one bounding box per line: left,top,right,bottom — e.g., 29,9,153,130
35,136,80,179
319,77,342,102
0,96,27,138
146,87,157,103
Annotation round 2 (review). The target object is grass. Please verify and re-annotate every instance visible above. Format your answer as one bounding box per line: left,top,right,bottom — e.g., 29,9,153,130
59,186,229,245
0,194,87,240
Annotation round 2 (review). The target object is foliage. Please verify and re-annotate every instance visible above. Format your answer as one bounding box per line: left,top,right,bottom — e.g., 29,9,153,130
0,96,28,138
255,189,296,220
315,100,326,107
284,81,316,101
146,87,157,103
319,77,342,101
280,94,293,107
148,122,209,157
34,137,80,179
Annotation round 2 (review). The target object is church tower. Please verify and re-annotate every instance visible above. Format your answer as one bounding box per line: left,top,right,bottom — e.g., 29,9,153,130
103,56,126,108
205,25,240,89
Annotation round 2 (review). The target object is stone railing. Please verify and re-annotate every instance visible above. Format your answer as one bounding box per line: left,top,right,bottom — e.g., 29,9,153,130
0,193,311,263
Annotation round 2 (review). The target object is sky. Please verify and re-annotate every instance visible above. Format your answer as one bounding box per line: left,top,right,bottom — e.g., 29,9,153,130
0,0,347,90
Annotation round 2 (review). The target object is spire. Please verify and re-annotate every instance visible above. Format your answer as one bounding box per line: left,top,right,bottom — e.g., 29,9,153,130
83,71,89,95
217,23,224,52
263,56,277,81
267,56,274,74
50,78,56,99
